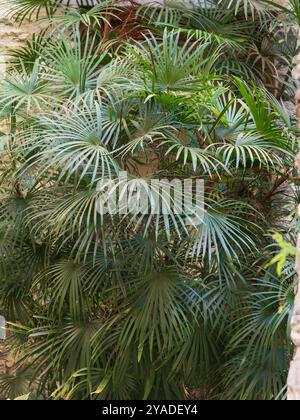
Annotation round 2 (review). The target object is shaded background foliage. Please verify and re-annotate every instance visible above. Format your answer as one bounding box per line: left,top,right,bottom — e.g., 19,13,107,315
0,0,299,400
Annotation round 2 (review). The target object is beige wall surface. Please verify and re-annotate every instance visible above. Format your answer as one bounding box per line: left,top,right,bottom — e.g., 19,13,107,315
0,6,44,76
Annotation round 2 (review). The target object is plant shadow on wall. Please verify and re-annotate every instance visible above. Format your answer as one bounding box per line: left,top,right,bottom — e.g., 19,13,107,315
0,0,299,400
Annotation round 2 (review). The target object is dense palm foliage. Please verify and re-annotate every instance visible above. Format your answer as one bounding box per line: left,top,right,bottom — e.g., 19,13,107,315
0,0,299,400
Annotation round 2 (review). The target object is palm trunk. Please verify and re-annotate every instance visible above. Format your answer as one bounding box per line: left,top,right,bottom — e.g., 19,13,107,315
287,27,300,400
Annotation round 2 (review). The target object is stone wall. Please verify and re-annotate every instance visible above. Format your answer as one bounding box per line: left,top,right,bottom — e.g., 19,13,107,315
0,7,43,76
